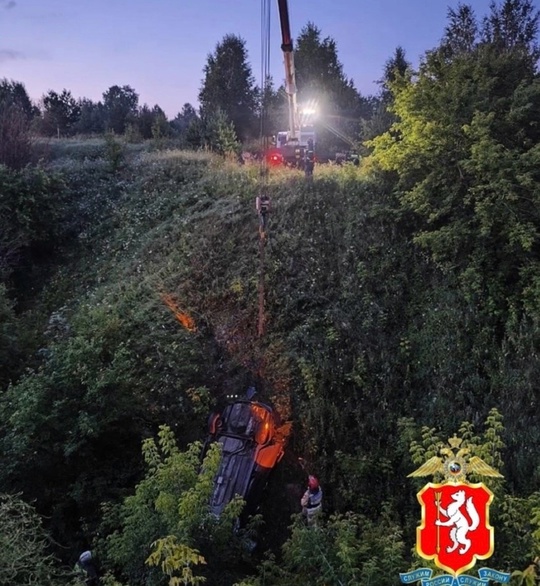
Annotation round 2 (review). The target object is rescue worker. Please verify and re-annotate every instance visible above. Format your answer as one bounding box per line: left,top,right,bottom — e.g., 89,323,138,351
304,138,315,178
76,550,99,586
301,474,322,526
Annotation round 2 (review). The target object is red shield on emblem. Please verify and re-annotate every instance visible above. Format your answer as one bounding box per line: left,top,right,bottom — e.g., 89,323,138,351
416,482,494,575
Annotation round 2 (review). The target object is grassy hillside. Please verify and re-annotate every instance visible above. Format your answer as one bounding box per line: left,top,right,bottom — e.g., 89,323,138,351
1,139,540,584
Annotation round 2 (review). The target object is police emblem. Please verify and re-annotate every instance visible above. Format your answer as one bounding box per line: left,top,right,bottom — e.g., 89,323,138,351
416,482,493,575
408,436,503,577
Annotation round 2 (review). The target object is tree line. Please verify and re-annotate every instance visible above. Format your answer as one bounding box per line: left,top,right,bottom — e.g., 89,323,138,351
0,22,397,169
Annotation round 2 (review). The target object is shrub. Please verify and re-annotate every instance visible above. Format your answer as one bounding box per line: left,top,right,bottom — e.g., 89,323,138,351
0,101,31,169
0,164,66,283
0,493,70,585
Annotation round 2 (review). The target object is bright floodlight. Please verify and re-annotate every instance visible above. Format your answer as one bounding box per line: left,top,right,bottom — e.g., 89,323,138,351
299,100,318,123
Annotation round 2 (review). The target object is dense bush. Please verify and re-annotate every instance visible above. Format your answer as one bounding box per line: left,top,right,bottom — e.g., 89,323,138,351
0,493,71,585
0,164,67,284
99,427,258,586
0,79,33,169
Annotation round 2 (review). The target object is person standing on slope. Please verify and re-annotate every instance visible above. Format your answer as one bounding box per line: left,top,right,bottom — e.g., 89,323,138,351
301,474,322,526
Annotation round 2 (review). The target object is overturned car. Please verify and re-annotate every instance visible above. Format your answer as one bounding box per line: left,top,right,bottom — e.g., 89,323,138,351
204,400,286,521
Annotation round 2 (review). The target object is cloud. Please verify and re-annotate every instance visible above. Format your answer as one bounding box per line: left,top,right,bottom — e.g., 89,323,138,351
0,49,25,63
1,0,16,9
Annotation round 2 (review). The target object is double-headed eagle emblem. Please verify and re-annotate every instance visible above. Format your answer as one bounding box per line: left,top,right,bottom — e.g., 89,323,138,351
408,435,503,483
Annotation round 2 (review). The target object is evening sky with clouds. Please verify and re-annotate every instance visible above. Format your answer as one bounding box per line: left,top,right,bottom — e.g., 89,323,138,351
0,0,533,119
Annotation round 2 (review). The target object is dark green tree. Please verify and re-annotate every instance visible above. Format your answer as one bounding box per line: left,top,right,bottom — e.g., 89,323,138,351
170,103,199,145
137,104,169,139
0,79,33,168
441,3,479,57
103,84,139,134
189,108,240,156
137,104,155,139
132,104,170,141
380,46,410,101
0,78,35,120
361,46,411,144
293,23,369,156
259,75,284,139
294,22,357,103
170,103,199,135
41,89,81,137
198,34,258,141
150,105,170,141
72,98,106,134
482,0,540,60
185,116,206,149
367,0,540,325
440,0,540,60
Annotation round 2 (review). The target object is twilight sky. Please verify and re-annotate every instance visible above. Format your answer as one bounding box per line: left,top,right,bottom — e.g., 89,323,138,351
0,0,530,119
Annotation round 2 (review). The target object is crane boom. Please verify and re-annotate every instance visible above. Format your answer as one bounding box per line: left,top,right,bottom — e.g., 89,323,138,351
266,0,315,174
276,0,298,140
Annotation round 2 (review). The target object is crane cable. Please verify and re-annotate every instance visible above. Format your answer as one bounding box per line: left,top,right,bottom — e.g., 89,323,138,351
256,0,272,339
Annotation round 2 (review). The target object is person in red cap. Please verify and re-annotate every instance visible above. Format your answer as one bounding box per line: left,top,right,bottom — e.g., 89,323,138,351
301,474,323,526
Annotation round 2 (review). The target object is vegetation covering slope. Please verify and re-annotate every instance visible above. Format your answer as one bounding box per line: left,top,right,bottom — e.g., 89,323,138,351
1,139,540,585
